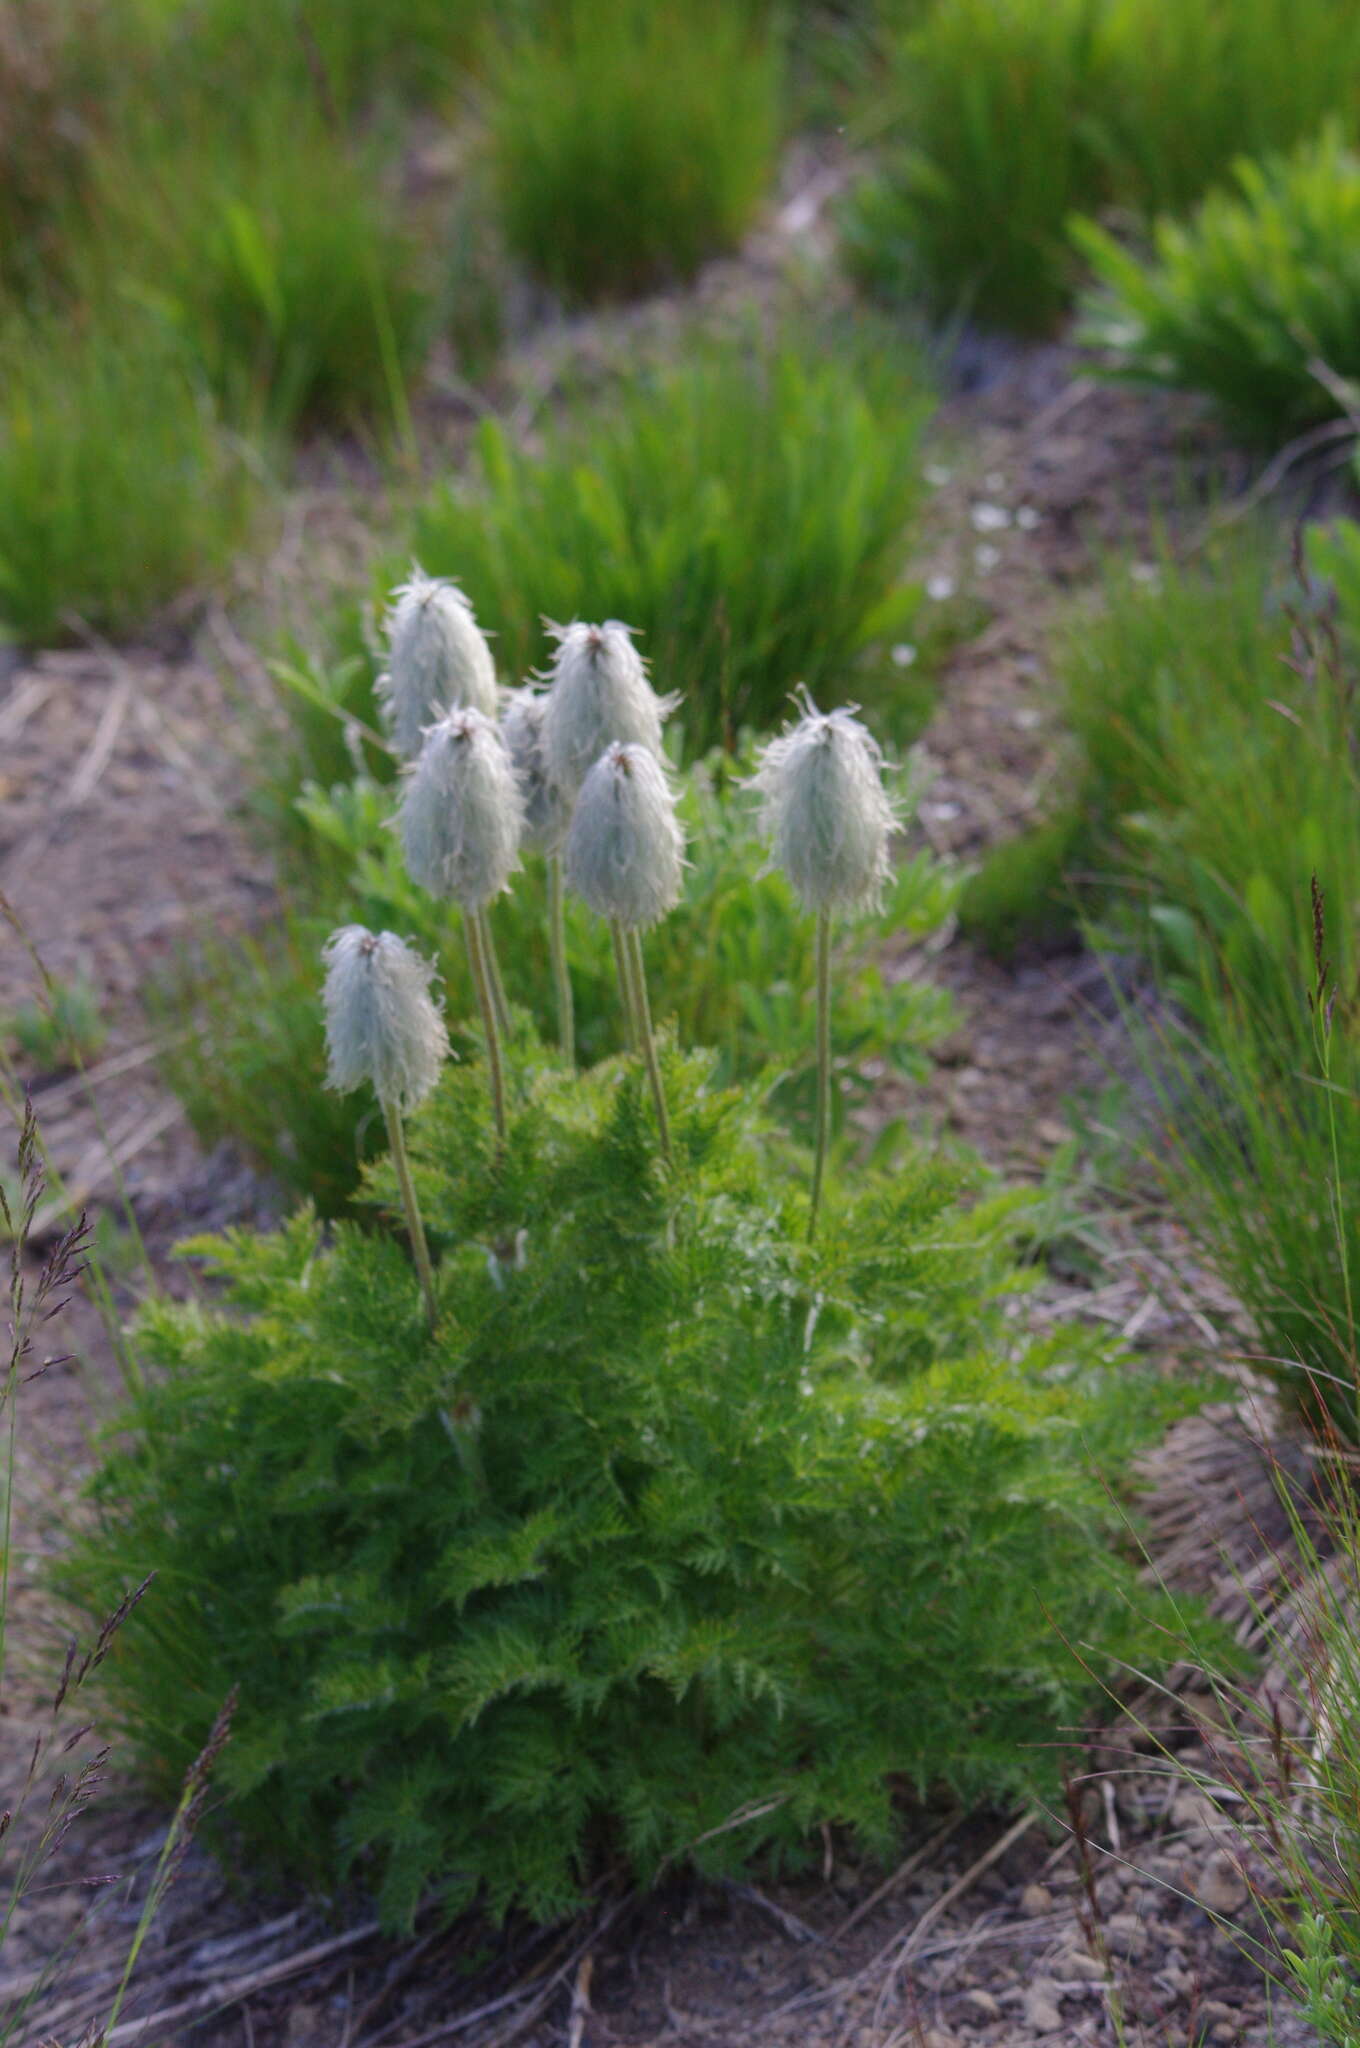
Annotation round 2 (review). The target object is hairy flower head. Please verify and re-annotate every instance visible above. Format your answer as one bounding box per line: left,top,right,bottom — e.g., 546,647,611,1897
565,741,686,929
398,706,524,910
322,926,449,1113
750,691,897,915
541,620,676,801
377,567,498,758
501,686,570,854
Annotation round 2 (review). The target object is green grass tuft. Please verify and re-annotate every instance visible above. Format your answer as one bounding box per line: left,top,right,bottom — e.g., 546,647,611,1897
489,0,782,303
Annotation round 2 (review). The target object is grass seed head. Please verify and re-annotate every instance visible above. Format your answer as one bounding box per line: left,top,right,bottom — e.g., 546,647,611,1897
501,685,570,854
541,619,675,800
378,567,498,758
398,705,524,910
322,926,449,1113
750,691,897,916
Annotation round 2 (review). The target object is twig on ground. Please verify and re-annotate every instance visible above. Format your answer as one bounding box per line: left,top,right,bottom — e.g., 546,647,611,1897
833,1813,964,1942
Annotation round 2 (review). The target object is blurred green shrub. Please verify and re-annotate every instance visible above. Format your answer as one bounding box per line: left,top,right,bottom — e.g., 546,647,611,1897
0,308,256,643
1027,531,1360,1436
489,0,781,302
64,1043,1187,1928
405,329,934,755
82,89,428,438
847,0,1360,335
1077,127,1360,444
159,745,957,1214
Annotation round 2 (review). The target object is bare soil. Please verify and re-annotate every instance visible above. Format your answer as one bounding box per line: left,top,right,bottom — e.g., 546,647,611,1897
0,181,1333,2048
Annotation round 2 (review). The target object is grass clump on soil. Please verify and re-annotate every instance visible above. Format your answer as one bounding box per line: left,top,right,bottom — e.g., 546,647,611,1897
1077,126,1360,445
0,308,256,645
63,1040,1188,1930
404,328,934,756
488,0,782,303
846,0,1360,335
81,89,428,439
159,747,957,1215
1007,530,1360,1438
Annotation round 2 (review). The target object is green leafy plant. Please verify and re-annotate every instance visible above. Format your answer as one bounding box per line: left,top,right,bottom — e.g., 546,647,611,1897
404,329,934,755
488,0,781,302
847,0,1360,335
83,85,428,437
64,1040,1187,1931
3,973,106,1074
1012,529,1360,1436
0,306,256,644
1077,126,1360,444
158,748,957,1213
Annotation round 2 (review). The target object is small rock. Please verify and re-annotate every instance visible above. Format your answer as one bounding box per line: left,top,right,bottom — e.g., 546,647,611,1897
1020,1881,1053,1916
922,2032,959,2048
1105,1910,1148,1958
1197,1850,1248,1916
1034,1119,1072,1148
1212,2026,1239,2044
1023,1979,1065,2033
962,1988,1001,2020
1060,1949,1108,1982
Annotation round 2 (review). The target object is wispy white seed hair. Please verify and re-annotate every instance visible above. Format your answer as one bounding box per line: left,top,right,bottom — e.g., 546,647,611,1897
501,686,570,854
565,742,686,929
377,568,498,758
541,620,676,800
398,706,524,910
749,691,898,916
322,926,449,1113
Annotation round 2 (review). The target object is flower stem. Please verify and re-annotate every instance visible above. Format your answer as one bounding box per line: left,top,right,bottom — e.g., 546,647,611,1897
548,854,575,1067
809,909,831,1243
478,907,511,1037
382,1099,438,1331
626,925,672,1167
465,911,507,1148
611,920,638,1051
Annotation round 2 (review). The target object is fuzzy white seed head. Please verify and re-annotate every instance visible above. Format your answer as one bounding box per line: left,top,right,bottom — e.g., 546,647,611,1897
565,741,686,929
322,925,449,1113
398,706,524,911
541,620,676,801
501,686,570,854
750,692,898,916
377,567,498,758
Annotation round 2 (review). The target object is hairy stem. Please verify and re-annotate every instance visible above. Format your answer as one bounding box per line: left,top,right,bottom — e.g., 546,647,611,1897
465,911,507,1148
382,1100,438,1331
626,926,672,1168
478,907,511,1037
809,910,831,1243
548,854,575,1067
611,920,638,1051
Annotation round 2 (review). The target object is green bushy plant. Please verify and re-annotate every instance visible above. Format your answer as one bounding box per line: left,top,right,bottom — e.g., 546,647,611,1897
847,0,1360,335
159,747,957,1212
1076,126,1360,444
1026,530,1360,1435
63,1040,1187,1929
0,307,256,644
488,0,781,302
83,88,428,437
405,331,934,755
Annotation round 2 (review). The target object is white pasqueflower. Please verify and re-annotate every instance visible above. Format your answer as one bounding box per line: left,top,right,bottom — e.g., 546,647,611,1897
322,926,449,1113
540,620,676,800
501,686,570,854
750,691,897,916
398,706,523,910
565,742,685,929
377,567,498,758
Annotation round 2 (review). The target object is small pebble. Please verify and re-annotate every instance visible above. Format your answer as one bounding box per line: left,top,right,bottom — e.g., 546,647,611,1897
1197,1849,1248,1916
962,1988,1001,2020
926,572,956,602
1024,1979,1065,2033
1020,1882,1053,1915
974,543,1001,573
971,502,1011,532
1060,1949,1108,1982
